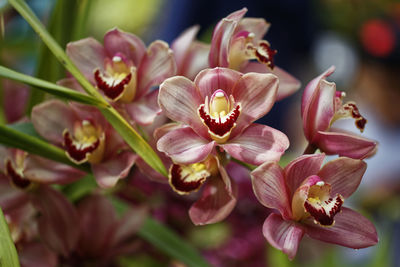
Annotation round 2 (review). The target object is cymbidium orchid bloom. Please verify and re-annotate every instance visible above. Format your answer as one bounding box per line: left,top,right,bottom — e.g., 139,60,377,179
251,153,378,259
171,25,210,80
302,66,377,159
65,28,177,125
209,8,301,100
157,67,289,166
31,100,136,188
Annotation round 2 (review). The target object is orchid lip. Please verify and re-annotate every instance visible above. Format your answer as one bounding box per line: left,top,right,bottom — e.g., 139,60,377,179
169,163,210,195
94,68,132,101
5,159,31,189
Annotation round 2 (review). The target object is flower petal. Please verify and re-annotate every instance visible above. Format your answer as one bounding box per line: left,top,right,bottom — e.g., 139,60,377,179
171,25,200,71
92,151,137,188
24,155,85,184
316,130,377,159
222,123,289,166
2,79,29,123
304,207,378,249
103,28,146,66
284,153,325,196
158,76,207,137
195,67,242,100
157,126,215,164
137,40,177,99
236,17,270,42
125,89,161,125
242,62,301,101
251,161,291,219
0,173,29,212
19,241,58,267
32,186,80,257
231,72,278,136
180,41,210,80
318,157,366,199
66,37,106,80
189,176,237,225
32,100,78,145
262,213,305,260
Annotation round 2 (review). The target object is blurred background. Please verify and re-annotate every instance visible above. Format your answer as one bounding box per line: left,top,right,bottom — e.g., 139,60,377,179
1,0,400,266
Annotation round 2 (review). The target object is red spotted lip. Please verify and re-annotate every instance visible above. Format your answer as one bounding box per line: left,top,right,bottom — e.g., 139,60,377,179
94,69,132,100
63,131,100,164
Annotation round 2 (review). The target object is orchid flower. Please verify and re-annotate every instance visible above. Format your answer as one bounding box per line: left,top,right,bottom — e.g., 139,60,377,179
65,28,177,125
209,8,301,100
31,100,136,188
302,66,377,159
157,67,289,166
171,25,210,80
251,153,378,259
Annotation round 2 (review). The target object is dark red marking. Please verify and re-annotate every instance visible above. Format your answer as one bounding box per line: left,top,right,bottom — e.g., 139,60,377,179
255,41,277,69
94,69,132,100
63,131,100,164
170,164,206,193
304,195,343,226
198,104,240,137
5,160,31,189
344,103,367,131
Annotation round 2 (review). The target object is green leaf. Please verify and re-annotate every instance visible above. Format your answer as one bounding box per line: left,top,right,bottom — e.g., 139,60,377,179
0,65,106,107
0,208,20,267
62,174,97,202
0,123,90,172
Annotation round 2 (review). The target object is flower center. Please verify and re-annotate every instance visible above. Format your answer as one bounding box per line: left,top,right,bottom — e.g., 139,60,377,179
5,151,31,189
198,89,241,143
169,162,210,195
94,53,137,102
303,181,343,226
63,120,105,164
331,91,367,132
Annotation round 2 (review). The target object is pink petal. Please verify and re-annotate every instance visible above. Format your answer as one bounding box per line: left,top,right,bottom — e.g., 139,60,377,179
194,67,242,100
179,41,210,80
125,89,161,125
303,79,336,142
32,186,80,257
237,17,270,39
316,130,377,159
301,66,335,117
242,62,301,101
24,155,85,184
262,213,305,260
171,25,200,71
189,176,237,225
2,79,30,123
0,173,29,212
284,153,325,196
222,123,289,166
92,151,137,188
158,76,207,138
77,194,117,258
137,40,177,99
157,126,216,164
209,8,247,67
103,28,146,66
251,161,291,219
111,206,147,246
31,100,78,144
318,157,366,199
304,207,378,249
231,72,278,137
66,37,106,81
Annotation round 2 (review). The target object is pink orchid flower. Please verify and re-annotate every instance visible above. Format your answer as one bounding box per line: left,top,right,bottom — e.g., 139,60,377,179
251,153,378,259
65,28,177,125
157,67,289,166
31,100,136,188
302,66,377,159
209,8,301,100
171,25,210,80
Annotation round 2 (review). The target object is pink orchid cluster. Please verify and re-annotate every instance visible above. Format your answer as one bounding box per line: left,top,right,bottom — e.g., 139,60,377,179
1,7,378,264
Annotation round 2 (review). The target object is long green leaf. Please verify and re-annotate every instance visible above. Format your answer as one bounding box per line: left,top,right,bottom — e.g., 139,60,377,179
8,0,168,177
0,124,90,172
8,0,104,100
0,65,106,107
0,208,20,267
